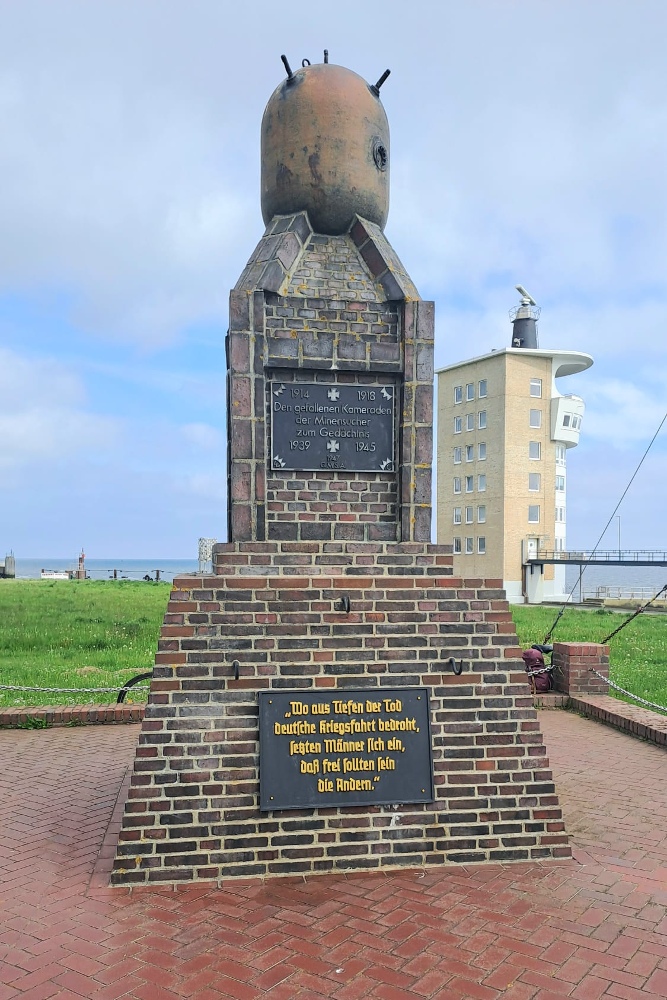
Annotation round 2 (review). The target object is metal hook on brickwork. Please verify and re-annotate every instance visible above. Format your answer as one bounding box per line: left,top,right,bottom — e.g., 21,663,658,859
448,657,464,676
335,595,351,613
231,659,240,680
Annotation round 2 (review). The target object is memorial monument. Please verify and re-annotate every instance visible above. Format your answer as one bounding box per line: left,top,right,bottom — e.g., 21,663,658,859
112,56,569,885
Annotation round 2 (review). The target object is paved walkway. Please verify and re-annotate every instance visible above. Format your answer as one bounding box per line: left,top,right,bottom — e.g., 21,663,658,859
0,712,666,999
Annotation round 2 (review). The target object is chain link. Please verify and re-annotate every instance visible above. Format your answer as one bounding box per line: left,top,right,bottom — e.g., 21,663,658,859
526,667,553,677
589,667,667,715
0,684,149,694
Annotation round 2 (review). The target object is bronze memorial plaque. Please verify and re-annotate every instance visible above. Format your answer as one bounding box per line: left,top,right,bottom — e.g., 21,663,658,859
270,380,396,473
258,688,434,811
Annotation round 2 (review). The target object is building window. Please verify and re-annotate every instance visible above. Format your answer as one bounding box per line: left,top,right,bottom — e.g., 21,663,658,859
465,475,474,492
555,475,565,491
572,415,581,429
529,440,541,460
453,446,462,464
528,505,540,523
478,442,486,460
556,444,566,464
466,383,475,401
529,409,542,428
529,472,541,491
477,536,486,554
454,477,461,493
477,474,486,492
454,416,462,433
477,505,486,523
465,445,474,462
454,385,463,404
453,507,462,524
478,379,487,398
478,410,487,429
466,413,475,431
530,378,542,397
465,506,474,524
563,414,571,427
453,537,462,553
465,537,474,554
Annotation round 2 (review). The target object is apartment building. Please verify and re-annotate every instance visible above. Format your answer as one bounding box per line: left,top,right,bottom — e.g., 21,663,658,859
436,292,593,603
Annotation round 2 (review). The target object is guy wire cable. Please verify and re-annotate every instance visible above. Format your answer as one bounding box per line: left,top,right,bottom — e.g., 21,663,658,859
543,408,667,644
599,582,667,646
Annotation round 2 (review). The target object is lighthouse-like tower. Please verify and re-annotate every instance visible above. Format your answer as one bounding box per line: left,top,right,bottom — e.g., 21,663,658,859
112,57,569,886
436,288,593,603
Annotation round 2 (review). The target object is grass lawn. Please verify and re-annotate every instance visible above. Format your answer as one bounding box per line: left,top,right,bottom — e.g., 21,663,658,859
512,604,667,713
0,580,171,707
0,581,665,714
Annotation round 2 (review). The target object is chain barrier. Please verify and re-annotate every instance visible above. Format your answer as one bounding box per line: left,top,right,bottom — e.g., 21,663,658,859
0,684,149,694
526,666,553,678
589,667,667,715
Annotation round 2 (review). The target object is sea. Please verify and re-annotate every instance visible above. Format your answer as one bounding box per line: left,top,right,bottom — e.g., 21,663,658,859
564,565,667,602
14,558,199,584
11,558,667,599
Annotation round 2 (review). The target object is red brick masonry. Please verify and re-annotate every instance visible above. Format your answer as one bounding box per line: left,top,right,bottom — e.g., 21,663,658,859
111,542,571,886
552,642,610,697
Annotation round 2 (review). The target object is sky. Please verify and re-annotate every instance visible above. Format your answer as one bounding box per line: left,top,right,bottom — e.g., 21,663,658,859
1,0,666,558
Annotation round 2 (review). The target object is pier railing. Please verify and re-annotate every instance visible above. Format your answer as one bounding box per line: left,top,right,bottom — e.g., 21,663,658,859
527,549,667,566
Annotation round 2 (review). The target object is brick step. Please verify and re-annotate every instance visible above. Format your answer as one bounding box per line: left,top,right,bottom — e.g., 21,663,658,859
213,539,454,575
0,703,145,728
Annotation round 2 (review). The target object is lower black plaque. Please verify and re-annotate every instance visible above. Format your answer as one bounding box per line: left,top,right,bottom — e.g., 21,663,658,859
259,688,434,811
270,380,396,472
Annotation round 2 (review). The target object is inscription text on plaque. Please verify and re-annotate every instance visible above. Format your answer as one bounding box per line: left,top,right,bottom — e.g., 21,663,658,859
270,380,396,472
259,688,434,811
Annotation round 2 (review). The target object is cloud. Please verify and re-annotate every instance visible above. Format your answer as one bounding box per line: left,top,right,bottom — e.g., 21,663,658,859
0,347,84,407
0,407,120,472
582,378,667,447
180,423,224,451
0,348,122,472
2,0,667,557
1,0,666,352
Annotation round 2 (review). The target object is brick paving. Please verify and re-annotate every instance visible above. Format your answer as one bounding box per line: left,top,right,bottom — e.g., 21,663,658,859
1,711,666,998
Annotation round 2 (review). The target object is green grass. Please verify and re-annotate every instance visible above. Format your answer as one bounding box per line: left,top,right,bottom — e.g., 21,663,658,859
511,605,667,712
1,581,665,715
0,580,171,707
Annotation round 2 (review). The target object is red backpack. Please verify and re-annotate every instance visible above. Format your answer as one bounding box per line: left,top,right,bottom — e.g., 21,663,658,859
522,648,552,693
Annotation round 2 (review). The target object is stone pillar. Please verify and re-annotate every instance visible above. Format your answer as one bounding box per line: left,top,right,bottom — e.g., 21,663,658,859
552,642,610,696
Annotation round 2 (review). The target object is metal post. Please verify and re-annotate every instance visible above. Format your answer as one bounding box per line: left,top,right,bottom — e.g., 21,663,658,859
616,515,621,560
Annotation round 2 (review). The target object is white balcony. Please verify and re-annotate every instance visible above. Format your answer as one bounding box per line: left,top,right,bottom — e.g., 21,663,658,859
551,394,584,448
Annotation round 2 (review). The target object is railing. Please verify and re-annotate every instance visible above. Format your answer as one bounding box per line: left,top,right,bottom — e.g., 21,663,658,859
583,586,662,601
529,549,667,564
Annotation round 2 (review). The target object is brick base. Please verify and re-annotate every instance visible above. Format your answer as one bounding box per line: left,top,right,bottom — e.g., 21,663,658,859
0,704,145,728
112,542,570,885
